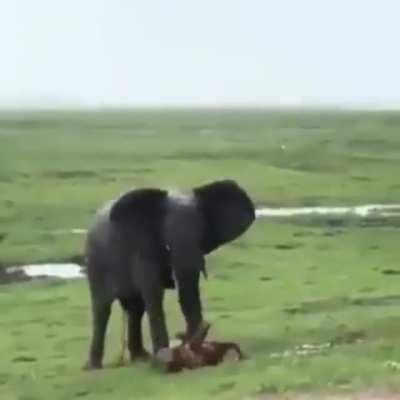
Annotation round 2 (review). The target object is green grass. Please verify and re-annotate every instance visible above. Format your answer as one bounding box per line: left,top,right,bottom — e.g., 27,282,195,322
1,109,400,399
1,109,400,265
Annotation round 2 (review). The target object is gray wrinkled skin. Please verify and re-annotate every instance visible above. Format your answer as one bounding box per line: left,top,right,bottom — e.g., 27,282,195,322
84,180,255,369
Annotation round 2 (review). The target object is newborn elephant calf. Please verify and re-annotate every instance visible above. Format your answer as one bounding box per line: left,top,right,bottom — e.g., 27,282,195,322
155,321,245,373
84,180,255,370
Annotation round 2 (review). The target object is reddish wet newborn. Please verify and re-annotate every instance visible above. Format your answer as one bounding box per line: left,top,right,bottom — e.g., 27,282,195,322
154,321,245,372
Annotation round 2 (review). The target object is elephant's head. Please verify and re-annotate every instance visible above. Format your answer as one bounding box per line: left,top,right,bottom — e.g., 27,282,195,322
193,180,255,254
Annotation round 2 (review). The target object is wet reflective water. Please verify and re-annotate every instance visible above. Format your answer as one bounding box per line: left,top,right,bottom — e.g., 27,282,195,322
256,204,400,218
2,263,85,284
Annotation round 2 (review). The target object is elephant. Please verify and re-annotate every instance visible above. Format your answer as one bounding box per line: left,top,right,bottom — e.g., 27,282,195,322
84,179,255,370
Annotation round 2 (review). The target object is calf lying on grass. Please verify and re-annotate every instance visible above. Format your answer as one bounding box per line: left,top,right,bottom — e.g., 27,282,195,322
154,321,245,373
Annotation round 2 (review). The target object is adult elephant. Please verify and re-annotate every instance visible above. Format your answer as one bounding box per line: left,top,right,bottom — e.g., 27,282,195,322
84,179,255,369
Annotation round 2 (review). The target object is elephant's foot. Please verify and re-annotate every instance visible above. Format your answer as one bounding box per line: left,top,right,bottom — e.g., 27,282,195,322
110,349,149,368
176,320,211,344
131,349,150,362
83,360,103,371
112,355,127,368
152,347,182,373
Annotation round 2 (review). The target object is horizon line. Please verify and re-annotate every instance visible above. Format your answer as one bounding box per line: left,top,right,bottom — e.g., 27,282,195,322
0,103,399,113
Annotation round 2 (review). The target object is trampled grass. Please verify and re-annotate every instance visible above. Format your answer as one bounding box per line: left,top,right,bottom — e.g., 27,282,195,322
0,109,400,399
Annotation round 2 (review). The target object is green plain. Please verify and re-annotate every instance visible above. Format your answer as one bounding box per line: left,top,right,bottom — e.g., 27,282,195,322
0,109,400,399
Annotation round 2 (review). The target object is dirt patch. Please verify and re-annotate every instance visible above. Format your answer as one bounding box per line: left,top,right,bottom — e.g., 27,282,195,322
269,342,332,359
332,330,366,345
268,331,365,363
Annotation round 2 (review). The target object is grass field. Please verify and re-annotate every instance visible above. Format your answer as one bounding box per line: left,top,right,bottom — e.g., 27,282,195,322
1,109,400,399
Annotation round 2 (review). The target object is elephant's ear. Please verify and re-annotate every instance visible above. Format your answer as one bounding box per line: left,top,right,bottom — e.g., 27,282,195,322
193,180,255,253
109,188,168,225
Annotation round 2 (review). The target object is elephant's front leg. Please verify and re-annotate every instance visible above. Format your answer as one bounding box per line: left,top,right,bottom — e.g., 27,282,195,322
175,267,203,338
169,246,204,339
142,285,169,354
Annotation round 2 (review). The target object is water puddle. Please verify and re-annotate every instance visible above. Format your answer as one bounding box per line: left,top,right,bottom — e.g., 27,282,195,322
1,263,85,285
256,204,400,218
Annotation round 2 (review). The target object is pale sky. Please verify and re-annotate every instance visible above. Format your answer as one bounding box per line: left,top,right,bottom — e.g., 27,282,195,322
1,0,399,108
